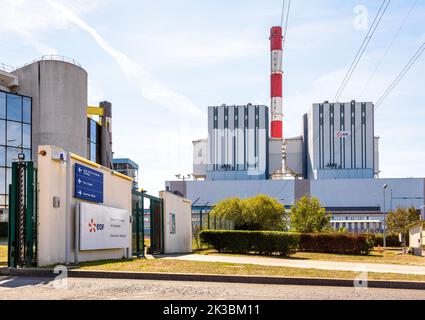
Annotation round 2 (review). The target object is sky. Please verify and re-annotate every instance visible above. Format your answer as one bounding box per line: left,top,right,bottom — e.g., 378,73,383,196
0,0,424,194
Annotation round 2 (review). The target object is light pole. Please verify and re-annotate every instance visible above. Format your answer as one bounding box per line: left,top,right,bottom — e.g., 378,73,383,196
383,184,388,248
175,174,192,181
420,205,425,221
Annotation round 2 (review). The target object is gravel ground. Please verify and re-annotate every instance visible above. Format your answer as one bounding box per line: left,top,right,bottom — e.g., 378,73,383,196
1,276,425,300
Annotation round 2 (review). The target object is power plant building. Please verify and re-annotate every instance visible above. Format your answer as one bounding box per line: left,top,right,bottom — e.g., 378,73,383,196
167,101,425,233
207,104,269,180
303,101,378,180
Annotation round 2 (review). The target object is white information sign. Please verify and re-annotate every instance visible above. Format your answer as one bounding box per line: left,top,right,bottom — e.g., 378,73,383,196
79,202,130,251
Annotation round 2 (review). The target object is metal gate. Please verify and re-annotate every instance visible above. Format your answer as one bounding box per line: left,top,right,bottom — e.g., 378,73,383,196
132,190,164,257
8,161,38,268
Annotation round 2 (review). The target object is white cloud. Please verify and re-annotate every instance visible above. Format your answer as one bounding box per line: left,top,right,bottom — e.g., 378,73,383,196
44,0,202,117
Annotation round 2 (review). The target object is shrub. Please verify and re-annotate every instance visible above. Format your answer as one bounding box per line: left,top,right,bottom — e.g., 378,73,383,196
370,233,402,247
210,195,288,231
200,230,300,256
299,233,374,255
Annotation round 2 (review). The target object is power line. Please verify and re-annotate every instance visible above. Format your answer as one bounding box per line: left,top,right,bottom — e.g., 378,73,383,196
308,0,391,159
333,0,391,103
282,0,291,52
360,0,419,99
375,39,425,108
280,0,287,28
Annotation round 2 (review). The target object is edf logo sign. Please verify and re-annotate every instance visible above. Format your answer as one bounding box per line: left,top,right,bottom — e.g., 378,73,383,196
88,219,105,233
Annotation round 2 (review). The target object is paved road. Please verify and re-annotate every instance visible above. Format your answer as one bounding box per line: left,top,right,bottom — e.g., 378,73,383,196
0,276,425,300
159,254,425,275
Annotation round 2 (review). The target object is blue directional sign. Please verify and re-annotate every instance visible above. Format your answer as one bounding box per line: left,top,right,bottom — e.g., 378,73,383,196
74,163,104,203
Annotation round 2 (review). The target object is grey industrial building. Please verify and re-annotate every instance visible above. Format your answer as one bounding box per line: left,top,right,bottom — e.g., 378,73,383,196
167,102,425,233
112,158,139,190
0,56,116,228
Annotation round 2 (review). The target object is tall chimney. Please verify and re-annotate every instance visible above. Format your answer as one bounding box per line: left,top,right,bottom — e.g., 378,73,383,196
270,26,283,139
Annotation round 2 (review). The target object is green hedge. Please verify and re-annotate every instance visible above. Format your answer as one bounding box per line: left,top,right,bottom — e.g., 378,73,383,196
200,230,300,256
200,230,374,256
299,233,374,255
370,234,402,247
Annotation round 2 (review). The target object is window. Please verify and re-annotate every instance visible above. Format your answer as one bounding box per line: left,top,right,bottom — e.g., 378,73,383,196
0,91,32,210
7,94,22,122
90,142,97,163
0,120,5,145
23,124,31,149
0,92,5,119
7,121,22,147
22,98,31,124
0,147,4,167
7,147,21,167
169,213,176,234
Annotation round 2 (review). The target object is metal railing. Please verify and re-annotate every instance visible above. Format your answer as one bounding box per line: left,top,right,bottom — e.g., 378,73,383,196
16,55,82,70
0,63,15,73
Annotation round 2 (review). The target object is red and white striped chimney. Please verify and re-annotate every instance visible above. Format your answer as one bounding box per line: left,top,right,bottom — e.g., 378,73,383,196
270,26,283,139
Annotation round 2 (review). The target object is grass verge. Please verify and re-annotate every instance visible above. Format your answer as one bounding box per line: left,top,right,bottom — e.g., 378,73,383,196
76,258,425,282
194,248,425,266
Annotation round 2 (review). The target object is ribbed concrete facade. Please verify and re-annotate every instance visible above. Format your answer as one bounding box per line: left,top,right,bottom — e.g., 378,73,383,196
13,60,88,160
305,101,376,179
208,104,269,180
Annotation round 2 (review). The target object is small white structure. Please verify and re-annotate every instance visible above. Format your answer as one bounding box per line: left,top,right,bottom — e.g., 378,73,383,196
37,145,133,267
409,222,425,257
160,191,192,254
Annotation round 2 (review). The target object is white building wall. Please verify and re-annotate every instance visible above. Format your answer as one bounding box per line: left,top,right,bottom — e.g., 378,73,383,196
37,145,132,267
187,180,295,205
310,178,424,210
160,191,192,254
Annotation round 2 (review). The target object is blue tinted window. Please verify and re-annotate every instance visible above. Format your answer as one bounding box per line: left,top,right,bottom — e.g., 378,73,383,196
6,94,22,122
7,147,21,167
23,97,31,123
0,147,4,167
90,142,97,162
23,124,31,148
23,149,31,162
90,120,97,143
0,92,5,119
0,168,5,194
6,168,11,189
7,121,21,147
0,120,5,145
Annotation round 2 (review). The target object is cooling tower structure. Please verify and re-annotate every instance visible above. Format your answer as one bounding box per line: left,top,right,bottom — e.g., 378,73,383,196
13,57,88,160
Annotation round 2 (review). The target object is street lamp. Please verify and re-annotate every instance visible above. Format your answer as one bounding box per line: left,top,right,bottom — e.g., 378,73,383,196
175,174,192,181
383,184,389,248
419,205,425,221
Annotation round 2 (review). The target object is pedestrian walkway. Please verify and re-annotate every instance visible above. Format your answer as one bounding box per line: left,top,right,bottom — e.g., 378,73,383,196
158,254,425,275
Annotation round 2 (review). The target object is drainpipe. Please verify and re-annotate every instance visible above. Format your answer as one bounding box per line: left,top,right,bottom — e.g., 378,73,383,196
65,152,72,265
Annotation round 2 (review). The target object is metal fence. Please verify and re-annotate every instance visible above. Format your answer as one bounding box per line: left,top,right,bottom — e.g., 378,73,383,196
191,212,234,234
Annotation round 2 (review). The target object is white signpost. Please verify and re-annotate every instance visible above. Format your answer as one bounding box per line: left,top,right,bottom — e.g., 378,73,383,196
78,202,130,251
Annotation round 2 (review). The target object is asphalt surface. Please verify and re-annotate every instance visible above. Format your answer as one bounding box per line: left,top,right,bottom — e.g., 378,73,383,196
159,254,425,275
1,276,425,300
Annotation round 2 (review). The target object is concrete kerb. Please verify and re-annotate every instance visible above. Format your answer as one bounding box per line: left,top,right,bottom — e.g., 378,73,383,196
1,267,425,290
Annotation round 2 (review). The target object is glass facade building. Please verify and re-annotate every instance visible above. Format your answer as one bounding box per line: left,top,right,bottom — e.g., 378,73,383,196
87,118,100,163
0,90,32,210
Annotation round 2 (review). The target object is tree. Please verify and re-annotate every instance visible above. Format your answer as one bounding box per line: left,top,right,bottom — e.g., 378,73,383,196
210,195,287,231
242,195,287,231
290,196,330,233
387,206,420,251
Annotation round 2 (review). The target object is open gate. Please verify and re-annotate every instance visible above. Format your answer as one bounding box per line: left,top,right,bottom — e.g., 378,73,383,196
132,190,164,257
8,161,38,268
